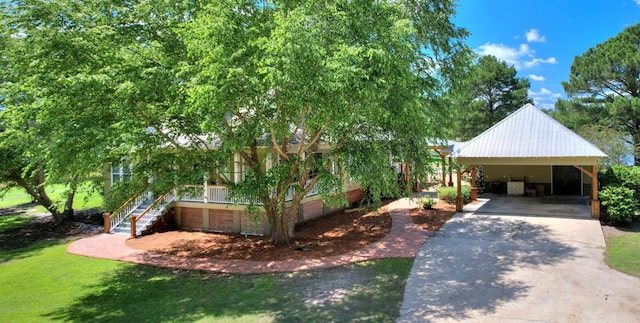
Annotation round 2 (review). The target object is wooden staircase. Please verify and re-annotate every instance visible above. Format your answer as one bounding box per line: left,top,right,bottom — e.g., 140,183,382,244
109,192,176,236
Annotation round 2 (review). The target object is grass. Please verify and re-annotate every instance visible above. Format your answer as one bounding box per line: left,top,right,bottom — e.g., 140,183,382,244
0,214,33,233
0,183,103,211
0,215,413,322
605,233,640,278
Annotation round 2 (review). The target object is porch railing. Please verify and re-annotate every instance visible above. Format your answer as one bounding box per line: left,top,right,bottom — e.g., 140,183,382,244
179,181,321,205
132,191,177,236
109,192,150,232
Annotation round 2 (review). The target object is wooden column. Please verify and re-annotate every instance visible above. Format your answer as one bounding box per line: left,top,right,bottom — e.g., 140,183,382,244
470,165,478,201
441,154,447,185
573,164,601,218
103,213,111,233
448,156,454,186
456,167,463,212
130,215,137,237
591,164,600,218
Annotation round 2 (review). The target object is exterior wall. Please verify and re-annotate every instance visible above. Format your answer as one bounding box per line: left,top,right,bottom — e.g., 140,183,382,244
170,187,363,236
482,165,593,196
483,165,551,183
208,209,235,232
144,210,176,234
302,199,324,221
179,207,204,231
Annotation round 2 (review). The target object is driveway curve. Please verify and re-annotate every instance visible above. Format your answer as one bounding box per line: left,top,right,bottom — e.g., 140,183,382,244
398,213,640,322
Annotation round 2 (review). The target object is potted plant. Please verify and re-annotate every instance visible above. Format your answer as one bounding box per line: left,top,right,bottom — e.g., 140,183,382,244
419,196,434,210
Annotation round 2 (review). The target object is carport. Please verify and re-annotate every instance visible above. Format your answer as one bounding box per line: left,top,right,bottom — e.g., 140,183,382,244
452,104,607,218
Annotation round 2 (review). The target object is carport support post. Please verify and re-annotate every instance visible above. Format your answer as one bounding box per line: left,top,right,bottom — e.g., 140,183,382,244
456,167,463,212
440,153,447,186
470,165,478,201
591,164,600,218
448,156,454,186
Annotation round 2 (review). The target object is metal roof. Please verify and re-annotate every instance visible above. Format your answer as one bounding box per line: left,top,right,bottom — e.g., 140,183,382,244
453,104,607,158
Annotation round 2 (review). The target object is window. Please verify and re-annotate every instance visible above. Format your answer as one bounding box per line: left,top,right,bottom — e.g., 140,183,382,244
111,164,132,184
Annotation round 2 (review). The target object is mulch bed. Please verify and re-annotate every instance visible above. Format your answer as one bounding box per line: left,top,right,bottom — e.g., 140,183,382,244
125,199,458,262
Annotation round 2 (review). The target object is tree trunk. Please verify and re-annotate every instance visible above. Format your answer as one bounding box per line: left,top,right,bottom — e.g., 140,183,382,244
266,197,301,246
15,175,76,224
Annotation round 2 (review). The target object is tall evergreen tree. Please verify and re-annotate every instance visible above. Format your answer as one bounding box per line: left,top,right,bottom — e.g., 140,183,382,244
561,23,640,165
453,55,531,140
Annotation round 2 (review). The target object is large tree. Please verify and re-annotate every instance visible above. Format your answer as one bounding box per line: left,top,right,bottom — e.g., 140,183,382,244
0,0,469,244
561,23,640,165
0,0,191,222
452,55,531,140
180,0,469,244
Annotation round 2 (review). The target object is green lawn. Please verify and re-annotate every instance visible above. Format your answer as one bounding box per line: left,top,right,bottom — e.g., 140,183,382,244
0,183,103,210
605,233,640,278
0,215,412,322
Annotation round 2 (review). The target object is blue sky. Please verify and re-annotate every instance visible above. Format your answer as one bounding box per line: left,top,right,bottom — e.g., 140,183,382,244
453,0,640,110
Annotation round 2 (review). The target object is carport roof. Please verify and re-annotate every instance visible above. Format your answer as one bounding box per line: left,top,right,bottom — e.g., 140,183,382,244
453,104,606,159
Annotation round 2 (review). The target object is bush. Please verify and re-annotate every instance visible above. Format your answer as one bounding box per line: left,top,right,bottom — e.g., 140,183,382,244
600,186,638,225
600,166,640,201
599,166,640,224
419,196,434,209
437,186,471,204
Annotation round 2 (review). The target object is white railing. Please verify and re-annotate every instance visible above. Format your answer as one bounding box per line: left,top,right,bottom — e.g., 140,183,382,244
110,192,150,232
134,192,177,236
179,181,321,205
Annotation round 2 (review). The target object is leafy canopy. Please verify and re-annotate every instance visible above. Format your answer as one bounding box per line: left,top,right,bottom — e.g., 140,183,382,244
560,23,640,165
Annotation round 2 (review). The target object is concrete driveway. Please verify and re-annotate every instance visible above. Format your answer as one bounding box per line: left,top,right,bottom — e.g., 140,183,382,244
397,200,640,322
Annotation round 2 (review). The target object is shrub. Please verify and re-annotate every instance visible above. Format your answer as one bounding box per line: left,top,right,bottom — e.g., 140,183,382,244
599,186,638,225
419,196,434,209
600,166,640,202
437,186,471,204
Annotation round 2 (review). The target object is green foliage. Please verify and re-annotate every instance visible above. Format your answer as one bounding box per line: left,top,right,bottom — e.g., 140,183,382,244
437,186,471,204
605,233,640,278
561,23,640,165
599,186,638,225
452,55,532,140
600,166,640,201
598,166,640,224
419,196,434,209
0,0,470,243
576,124,632,167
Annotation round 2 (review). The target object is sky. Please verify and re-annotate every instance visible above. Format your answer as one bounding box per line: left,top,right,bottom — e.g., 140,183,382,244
453,0,640,110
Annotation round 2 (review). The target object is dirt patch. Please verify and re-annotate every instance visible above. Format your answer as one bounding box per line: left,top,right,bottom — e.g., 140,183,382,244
409,200,457,231
126,201,394,261
601,220,640,239
125,199,457,261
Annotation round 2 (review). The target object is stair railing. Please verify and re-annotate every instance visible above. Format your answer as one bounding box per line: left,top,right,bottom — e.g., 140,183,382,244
131,192,177,237
109,192,150,233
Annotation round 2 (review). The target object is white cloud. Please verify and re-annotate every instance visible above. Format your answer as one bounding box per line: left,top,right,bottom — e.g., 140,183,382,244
477,43,532,68
529,87,562,108
529,74,546,81
525,29,546,42
477,42,556,70
524,57,558,68
636,0,640,5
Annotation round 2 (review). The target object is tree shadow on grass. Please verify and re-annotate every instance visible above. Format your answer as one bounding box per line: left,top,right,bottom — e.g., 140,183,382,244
398,215,578,321
43,259,412,322
0,212,100,263
0,214,61,263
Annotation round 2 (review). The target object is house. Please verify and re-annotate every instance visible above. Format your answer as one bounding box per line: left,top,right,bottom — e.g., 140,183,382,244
104,140,364,237
452,103,607,217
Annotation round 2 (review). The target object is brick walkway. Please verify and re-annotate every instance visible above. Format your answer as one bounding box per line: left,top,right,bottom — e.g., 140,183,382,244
67,198,432,274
